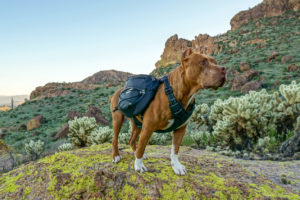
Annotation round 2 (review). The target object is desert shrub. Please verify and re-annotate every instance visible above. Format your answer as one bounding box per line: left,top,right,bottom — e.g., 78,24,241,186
68,117,97,147
118,122,172,145
148,132,172,145
87,126,113,145
24,140,44,160
210,89,281,150
190,130,215,148
190,81,299,152
118,122,132,144
191,104,210,128
57,143,73,152
276,81,300,133
254,136,276,155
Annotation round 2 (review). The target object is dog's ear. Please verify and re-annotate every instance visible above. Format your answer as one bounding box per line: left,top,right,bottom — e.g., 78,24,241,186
181,48,193,69
181,48,193,61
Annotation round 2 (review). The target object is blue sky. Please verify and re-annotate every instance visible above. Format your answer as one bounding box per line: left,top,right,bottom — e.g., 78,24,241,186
0,0,262,95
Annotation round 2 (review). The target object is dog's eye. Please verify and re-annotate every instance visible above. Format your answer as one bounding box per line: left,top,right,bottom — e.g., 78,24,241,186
201,59,209,66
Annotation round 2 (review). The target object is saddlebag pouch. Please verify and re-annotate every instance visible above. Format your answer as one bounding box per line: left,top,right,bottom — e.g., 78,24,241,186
118,75,159,118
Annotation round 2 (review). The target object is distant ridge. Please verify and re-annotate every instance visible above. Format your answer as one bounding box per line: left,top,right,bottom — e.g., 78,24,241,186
81,69,133,85
30,69,133,100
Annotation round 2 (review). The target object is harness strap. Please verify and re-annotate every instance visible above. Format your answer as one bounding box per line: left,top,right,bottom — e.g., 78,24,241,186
133,76,195,133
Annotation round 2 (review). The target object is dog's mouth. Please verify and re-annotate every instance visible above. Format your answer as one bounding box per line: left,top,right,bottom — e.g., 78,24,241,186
212,76,226,90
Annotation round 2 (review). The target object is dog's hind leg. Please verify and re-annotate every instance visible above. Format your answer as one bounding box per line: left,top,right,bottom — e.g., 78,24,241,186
129,120,141,152
111,89,124,163
171,125,187,175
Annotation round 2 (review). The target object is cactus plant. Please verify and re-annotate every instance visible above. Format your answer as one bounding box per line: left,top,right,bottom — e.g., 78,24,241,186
68,117,98,147
87,126,113,145
210,89,280,149
191,103,210,128
25,140,44,160
58,143,73,152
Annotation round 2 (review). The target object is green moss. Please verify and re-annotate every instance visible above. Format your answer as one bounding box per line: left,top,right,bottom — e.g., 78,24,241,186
24,186,31,196
119,184,138,200
0,172,24,193
0,144,299,199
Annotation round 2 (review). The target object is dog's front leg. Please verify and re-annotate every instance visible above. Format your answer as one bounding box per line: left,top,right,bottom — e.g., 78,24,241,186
171,125,187,175
134,125,154,173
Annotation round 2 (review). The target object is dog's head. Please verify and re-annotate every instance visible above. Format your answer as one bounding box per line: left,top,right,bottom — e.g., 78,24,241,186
181,48,226,90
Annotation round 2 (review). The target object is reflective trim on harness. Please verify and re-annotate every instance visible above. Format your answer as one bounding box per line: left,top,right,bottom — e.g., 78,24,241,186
133,76,195,133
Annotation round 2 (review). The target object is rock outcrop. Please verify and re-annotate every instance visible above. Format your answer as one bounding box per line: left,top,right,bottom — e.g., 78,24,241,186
27,115,43,131
53,124,69,140
86,105,110,125
0,144,299,199
231,69,260,91
155,34,220,68
155,34,192,68
241,81,262,94
81,70,133,86
230,0,300,30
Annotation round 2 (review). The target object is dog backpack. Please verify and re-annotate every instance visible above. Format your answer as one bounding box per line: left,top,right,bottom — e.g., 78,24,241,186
118,75,160,118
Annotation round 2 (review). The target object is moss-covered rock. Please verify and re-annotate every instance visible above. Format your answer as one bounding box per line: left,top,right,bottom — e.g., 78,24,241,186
0,144,299,199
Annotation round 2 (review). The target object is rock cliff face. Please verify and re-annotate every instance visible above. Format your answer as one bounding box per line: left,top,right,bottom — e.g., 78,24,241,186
155,34,192,68
81,69,133,85
230,0,300,30
155,34,219,68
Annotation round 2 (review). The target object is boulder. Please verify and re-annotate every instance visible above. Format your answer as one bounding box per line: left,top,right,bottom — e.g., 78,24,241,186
286,63,300,72
18,123,27,131
53,124,69,140
280,130,300,157
266,51,279,62
67,110,81,121
239,62,251,72
86,105,109,125
232,70,259,90
27,115,43,131
241,81,262,94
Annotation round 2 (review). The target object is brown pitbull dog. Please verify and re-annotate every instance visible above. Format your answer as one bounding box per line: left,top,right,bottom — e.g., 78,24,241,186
110,48,226,175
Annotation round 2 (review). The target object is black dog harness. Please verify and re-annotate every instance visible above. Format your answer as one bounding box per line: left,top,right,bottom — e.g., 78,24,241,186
133,76,195,133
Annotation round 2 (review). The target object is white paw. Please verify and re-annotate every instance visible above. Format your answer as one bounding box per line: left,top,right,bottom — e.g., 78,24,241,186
142,153,148,160
112,155,122,163
171,154,186,175
134,158,147,173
